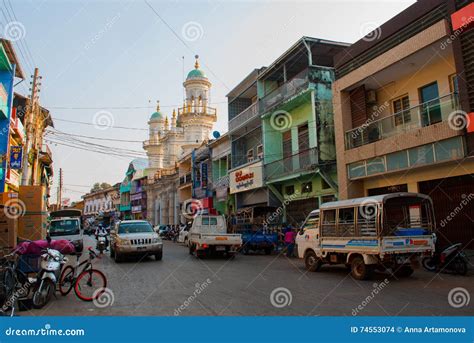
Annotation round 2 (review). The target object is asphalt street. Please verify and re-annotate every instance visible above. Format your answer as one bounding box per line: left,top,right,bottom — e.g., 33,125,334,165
22,235,474,316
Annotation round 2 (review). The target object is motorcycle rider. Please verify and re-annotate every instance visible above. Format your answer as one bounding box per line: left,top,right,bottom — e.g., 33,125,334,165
95,224,109,251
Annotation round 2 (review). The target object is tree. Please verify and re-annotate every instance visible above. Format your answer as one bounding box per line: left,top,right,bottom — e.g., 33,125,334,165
90,182,112,193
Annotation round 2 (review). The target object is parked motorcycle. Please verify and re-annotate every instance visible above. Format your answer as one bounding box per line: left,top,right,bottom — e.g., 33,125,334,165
32,248,67,308
422,242,468,275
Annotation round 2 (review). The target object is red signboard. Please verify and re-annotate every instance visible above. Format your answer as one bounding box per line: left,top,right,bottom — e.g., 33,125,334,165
451,3,474,32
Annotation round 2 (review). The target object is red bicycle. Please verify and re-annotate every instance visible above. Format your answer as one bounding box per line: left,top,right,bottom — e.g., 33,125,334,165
59,247,107,301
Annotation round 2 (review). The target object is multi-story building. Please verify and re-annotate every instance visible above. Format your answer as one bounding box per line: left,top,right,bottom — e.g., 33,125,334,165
131,175,147,220
227,68,276,218
192,142,214,214
259,37,348,225
332,0,474,247
145,57,216,226
0,39,25,193
209,133,233,216
82,184,120,225
119,158,148,220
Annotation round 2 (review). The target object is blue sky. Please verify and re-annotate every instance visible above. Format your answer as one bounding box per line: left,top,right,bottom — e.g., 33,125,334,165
2,0,415,202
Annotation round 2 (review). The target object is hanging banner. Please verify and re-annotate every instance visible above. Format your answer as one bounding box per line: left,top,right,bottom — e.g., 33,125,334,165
201,162,208,188
9,146,22,169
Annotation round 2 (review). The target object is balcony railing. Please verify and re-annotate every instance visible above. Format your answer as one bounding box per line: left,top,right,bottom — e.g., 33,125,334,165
345,93,459,150
260,68,309,114
264,147,319,181
228,102,259,132
178,105,217,117
179,172,192,185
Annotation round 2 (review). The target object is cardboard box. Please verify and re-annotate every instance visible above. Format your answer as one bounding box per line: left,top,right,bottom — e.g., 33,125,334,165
18,213,47,241
0,213,17,250
19,186,46,213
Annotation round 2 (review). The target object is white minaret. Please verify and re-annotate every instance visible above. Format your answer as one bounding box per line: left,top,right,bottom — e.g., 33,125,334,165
180,55,216,155
144,101,165,170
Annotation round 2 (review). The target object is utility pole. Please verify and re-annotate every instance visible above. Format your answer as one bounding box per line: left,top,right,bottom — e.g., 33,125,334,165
58,168,63,209
21,68,40,186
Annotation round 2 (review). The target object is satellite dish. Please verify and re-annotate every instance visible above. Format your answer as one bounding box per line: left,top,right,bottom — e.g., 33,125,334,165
213,131,221,139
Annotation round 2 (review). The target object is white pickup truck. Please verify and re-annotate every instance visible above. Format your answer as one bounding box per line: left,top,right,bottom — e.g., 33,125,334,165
188,214,242,258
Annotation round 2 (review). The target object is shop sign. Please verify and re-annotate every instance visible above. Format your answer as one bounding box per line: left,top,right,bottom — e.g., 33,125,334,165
9,146,22,169
229,161,263,194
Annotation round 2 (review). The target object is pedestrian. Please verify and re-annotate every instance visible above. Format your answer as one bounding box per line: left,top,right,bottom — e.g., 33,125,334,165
284,227,296,258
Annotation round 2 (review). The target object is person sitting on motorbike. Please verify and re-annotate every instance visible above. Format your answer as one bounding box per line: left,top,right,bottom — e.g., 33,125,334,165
95,224,109,251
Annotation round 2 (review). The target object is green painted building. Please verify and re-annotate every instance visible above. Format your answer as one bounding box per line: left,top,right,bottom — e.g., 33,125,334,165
259,37,349,225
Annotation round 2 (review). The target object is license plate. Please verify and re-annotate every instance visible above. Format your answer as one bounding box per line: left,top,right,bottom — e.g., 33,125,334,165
215,246,226,251
136,246,147,251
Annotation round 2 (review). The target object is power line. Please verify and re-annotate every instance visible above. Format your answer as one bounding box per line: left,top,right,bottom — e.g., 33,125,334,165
44,101,227,110
52,117,149,131
46,128,144,143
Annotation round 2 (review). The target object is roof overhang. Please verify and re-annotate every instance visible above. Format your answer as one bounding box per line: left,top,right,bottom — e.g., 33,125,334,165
0,39,25,79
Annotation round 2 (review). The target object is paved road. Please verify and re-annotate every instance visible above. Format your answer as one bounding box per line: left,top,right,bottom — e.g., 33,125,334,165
23,236,473,316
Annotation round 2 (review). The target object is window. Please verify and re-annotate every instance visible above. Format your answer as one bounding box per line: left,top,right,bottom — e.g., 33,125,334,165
256,145,263,159
366,157,385,175
321,209,336,236
202,217,218,225
386,151,408,171
449,74,459,94
357,204,377,236
434,137,463,162
392,95,410,126
301,182,312,193
285,185,295,195
321,178,331,190
247,148,254,162
409,144,434,167
348,161,366,179
338,207,356,236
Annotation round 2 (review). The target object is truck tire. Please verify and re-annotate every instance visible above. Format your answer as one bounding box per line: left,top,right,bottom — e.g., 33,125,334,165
114,251,122,263
304,250,322,272
264,247,273,255
351,256,373,280
189,244,195,255
155,251,163,261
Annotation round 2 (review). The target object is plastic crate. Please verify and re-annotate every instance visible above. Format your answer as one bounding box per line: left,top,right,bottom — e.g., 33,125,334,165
17,255,41,274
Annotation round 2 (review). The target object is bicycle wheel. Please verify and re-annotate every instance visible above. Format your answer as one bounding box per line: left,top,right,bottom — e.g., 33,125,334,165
74,269,107,302
1,267,16,312
59,266,75,296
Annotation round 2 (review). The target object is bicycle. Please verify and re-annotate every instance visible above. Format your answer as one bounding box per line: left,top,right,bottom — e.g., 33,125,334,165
59,247,107,301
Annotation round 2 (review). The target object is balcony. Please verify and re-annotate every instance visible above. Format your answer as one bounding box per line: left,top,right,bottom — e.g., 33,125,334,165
228,102,259,132
143,138,160,148
179,172,192,186
345,94,459,150
178,105,217,122
264,147,319,182
260,68,309,115
39,144,53,164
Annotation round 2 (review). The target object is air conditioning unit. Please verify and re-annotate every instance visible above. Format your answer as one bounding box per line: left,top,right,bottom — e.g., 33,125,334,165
366,90,377,104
